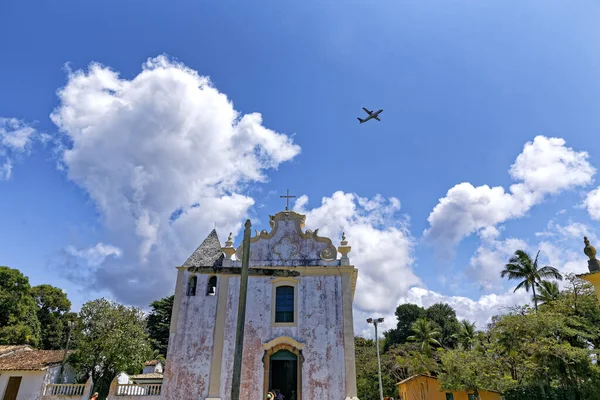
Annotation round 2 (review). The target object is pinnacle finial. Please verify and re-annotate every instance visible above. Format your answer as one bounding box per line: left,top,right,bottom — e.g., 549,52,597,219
338,231,351,263
584,236,597,261
340,232,348,246
222,232,236,260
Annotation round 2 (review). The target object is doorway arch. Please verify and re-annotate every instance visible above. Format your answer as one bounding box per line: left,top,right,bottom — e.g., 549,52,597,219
262,337,304,400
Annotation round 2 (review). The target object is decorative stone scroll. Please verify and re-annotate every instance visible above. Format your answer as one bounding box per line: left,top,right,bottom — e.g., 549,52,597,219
234,211,339,267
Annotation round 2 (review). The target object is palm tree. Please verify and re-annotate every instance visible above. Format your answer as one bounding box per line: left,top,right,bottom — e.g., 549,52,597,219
407,318,441,355
453,320,477,350
501,250,563,312
533,280,560,306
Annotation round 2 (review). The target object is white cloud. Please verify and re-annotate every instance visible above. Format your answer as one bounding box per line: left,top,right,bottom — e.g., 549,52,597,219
467,236,528,290
291,191,536,336
425,136,595,251
294,191,420,314
584,187,600,220
355,287,531,338
509,136,595,194
65,243,123,266
0,118,42,180
50,55,300,305
535,220,595,279
398,287,531,330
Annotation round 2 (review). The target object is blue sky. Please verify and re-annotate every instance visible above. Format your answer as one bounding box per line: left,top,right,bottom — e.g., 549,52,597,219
2,0,600,333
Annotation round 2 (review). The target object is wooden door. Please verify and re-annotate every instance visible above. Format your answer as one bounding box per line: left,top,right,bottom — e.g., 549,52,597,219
2,377,21,400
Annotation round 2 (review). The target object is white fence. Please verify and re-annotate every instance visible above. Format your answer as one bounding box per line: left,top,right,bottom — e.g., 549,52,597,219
42,377,93,400
44,384,87,396
116,384,162,396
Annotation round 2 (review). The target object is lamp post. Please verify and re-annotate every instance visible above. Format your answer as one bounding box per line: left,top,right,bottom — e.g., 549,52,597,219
367,317,385,400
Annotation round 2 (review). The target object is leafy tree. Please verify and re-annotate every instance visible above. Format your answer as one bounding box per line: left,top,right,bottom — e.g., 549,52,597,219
387,343,439,400
69,298,153,398
407,318,441,355
438,348,503,400
31,284,73,350
533,280,560,307
147,295,173,357
384,304,425,349
355,337,397,400
453,320,477,350
491,305,599,398
425,303,461,348
0,266,40,346
501,250,563,311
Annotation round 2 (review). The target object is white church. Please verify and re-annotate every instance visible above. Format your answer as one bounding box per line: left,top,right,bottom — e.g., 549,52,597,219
162,209,360,400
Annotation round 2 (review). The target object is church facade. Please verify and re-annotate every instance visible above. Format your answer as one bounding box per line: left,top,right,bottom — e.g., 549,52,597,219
162,210,360,400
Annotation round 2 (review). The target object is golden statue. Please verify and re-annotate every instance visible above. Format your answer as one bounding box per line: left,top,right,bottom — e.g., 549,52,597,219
584,236,597,261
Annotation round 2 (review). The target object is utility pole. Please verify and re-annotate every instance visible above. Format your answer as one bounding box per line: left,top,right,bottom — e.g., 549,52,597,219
231,219,252,400
367,317,385,400
60,320,74,383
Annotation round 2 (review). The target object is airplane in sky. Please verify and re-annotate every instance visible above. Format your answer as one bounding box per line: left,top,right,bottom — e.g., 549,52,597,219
357,107,383,124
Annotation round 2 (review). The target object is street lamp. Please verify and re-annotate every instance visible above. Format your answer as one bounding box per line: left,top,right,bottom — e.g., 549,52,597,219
367,317,385,400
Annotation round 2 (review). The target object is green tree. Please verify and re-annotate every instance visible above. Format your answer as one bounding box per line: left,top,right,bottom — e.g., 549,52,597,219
438,348,503,400
407,318,441,356
491,306,599,398
501,250,562,311
533,280,560,307
0,266,40,346
425,303,461,348
69,298,153,398
453,320,477,350
31,284,73,350
147,295,173,357
384,304,425,349
355,337,397,400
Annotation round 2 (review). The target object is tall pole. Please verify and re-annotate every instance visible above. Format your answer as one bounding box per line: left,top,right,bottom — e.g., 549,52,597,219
367,317,385,400
60,321,74,383
231,219,252,400
375,322,384,400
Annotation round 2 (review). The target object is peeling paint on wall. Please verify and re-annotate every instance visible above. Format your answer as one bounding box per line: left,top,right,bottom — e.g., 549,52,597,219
163,212,356,400
164,273,347,400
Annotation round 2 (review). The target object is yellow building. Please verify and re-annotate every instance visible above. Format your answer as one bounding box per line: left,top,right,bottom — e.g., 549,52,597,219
396,374,502,400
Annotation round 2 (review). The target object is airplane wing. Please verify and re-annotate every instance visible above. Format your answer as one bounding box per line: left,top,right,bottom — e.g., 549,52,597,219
362,107,373,115
374,116,381,121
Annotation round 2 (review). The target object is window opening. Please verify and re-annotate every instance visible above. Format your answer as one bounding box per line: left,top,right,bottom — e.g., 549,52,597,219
207,276,217,296
275,286,294,323
187,275,197,296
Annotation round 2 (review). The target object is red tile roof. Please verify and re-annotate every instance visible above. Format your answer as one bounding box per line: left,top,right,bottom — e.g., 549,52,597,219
0,345,33,357
0,350,69,371
144,360,160,366
130,373,164,379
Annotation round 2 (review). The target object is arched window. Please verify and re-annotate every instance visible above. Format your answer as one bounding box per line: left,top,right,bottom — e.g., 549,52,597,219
275,286,294,323
187,275,197,296
207,276,217,296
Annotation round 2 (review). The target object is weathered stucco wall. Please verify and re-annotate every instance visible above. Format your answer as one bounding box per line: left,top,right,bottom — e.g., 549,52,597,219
162,273,218,400
164,211,354,400
0,370,46,400
221,274,346,400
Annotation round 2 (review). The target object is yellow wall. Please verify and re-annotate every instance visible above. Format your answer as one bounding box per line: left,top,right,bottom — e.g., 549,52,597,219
396,375,502,400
